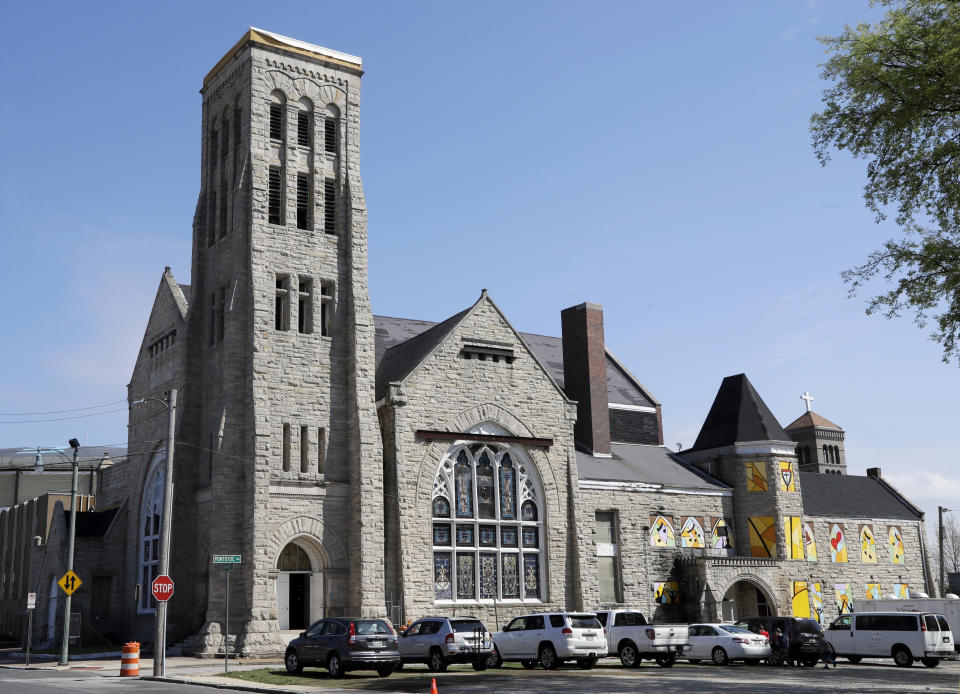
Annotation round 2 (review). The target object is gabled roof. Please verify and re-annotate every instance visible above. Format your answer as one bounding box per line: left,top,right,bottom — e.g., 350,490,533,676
688,374,790,452
799,472,922,520
577,444,729,491
785,411,842,431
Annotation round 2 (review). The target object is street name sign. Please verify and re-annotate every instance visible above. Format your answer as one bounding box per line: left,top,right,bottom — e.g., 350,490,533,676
212,554,241,564
152,574,174,602
27,592,36,609
58,570,82,596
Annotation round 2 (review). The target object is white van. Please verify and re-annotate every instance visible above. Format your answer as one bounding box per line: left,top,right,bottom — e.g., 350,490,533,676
824,611,954,667
855,597,960,651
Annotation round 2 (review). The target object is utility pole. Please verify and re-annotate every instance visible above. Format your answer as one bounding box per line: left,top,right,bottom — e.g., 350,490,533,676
133,390,177,677
939,506,951,598
58,439,80,666
156,389,177,677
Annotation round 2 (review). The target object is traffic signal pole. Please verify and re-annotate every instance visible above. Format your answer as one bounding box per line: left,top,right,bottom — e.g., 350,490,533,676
154,389,177,677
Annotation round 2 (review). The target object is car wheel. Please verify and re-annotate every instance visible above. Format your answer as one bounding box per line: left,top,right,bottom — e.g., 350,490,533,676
428,647,448,673
619,641,640,668
688,658,701,665
655,653,676,668
892,645,913,667
488,646,503,669
800,655,818,667
539,643,559,670
846,656,861,664
921,657,940,668
577,655,598,670
377,665,394,677
520,659,537,669
284,649,303,674
472,658,488,671
711,646,729,666
394,662,404,672
327,651,344,678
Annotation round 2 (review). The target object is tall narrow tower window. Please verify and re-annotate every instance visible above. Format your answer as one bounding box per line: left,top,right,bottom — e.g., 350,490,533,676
298,278,313,334
269,91,286,142
275,276,290,331
233,107,241,149
297,98,313,148
296,173,311,230
300,425,310,473
320,282,334,337
324,104,339,154
217,285,226,342
210,128,219,166
282,423,291,472
323,178,336,235
208,191,218,246
268,166,283,225
208,292,217,346
317,427,326,474
219,178,228,238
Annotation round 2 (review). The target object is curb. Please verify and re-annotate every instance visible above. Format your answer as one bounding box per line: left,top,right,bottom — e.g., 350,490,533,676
145,676,306,693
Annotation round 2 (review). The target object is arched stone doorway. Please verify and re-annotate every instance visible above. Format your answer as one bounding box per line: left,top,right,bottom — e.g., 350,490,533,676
275,539,325,631
721,579,776,622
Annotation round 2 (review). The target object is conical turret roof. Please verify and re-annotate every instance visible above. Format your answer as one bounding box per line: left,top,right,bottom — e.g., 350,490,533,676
689,374,790,452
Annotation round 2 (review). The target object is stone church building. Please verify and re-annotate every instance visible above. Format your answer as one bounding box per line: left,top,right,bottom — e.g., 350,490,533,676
0,28,937,654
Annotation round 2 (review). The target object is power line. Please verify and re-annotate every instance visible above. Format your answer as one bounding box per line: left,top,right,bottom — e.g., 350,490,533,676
0,399,127,417
0,407,128,424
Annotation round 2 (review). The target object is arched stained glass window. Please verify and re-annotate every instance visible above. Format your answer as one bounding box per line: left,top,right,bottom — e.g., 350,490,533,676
139,450,165,612
432,443,543,603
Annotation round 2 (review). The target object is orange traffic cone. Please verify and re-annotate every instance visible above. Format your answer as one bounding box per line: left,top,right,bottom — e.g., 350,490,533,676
430,677,438,694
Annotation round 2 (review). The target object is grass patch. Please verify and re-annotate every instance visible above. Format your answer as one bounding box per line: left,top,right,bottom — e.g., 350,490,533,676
222,663,528,689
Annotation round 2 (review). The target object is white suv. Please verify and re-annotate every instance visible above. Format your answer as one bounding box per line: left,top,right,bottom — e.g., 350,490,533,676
397,616,493,672
491,612,606,670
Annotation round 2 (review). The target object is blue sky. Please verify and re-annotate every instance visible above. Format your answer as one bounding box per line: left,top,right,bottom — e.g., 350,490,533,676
1,1,957,526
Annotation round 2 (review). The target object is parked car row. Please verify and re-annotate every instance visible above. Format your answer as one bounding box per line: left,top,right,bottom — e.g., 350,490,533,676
282,608,955,678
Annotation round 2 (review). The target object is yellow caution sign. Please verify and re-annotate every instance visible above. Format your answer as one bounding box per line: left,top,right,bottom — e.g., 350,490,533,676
58,570,82,596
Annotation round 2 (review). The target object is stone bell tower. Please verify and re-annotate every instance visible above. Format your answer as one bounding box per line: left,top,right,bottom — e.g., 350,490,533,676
171,28,384,655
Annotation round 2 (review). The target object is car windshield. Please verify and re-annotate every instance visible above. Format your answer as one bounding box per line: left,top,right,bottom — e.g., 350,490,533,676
355,620,391,635
718,625,753,634
569,615,600,629
451,620,486,633
796,619,822,634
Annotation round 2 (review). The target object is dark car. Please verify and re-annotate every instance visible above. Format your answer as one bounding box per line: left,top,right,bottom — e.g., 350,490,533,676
735,616,826,666
284,617,400,678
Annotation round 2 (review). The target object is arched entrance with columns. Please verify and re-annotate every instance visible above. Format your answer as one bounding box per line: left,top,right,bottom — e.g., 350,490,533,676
274,536,326,631
721,578,777,622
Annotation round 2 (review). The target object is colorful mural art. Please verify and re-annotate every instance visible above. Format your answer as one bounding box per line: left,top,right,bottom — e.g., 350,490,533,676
865,583,881,600
680,517,705,548
712,518,733,550
746,461,768,492
830,523,848,563
652,581,680,604
650,515,676,547
860,525,878,564
778,461,797,492
811,582,824,624
748,516,777,557
784,516,804,559
893,583,910,599
803,522,818,562
889,526,905,564
792,581,810,618
834,583,852,614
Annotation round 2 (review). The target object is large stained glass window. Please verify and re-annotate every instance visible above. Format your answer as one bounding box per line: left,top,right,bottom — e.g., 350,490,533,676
432,443,543,602
139,449,165,613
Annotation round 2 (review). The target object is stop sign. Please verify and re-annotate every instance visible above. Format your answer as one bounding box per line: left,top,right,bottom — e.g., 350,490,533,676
152,575,174,602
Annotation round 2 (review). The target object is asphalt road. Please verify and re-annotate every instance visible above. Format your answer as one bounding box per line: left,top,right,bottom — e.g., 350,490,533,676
1,659,958,693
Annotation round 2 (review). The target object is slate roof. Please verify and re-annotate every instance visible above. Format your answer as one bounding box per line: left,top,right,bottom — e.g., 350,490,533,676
799,472,922,520
372,314,657,407
70,506,120,538
688,374,790,452
785,411,842,431
577,444,728,491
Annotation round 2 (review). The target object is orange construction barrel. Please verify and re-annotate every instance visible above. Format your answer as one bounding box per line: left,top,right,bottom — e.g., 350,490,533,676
120,642,140,677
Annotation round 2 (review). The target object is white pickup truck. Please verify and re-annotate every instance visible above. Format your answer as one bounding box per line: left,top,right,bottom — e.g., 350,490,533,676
594,609,690,667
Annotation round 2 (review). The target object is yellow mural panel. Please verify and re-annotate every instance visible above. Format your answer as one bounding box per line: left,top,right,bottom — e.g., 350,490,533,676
652,581,679,604
748,516,777,557
804,522,817,562
889,526,905,564
792,581,810,618
746,461,767,492
834,583,852,613
680,517,705,548
711,518,733,551
784,516,804,559
811,582,824,624
865,583,881,600
830,523,848,563
778,460,797,492
650,516,676,547
860,525,877,564
894,583,909,599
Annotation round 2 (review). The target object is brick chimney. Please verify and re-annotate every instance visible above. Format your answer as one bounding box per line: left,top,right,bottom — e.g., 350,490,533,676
561,302,611,456
867,467,881,479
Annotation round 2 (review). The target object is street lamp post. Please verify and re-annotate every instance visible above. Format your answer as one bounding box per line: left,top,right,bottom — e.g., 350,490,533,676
939,506,951,598
58,438,81,666
133,389,177,677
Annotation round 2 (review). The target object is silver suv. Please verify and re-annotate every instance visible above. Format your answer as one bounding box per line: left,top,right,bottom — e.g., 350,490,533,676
284,617,400,678
398,616,494,672
491,612,606,670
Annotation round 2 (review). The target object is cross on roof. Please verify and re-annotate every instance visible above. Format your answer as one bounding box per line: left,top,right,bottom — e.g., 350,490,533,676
801,391,814,412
